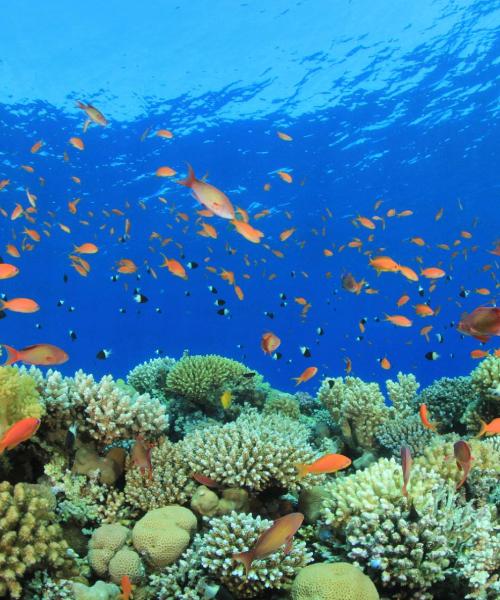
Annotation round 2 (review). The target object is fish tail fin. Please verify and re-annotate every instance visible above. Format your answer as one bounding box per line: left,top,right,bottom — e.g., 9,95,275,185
76,101,86,109
1,344,19,365
295,463,309,479
176,163,195,187
292,377,302,386
232,550,253,576
475,420,487,438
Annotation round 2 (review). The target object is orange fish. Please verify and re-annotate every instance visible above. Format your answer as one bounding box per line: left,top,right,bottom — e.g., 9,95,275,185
277,131,293,141
457,306,500,342
232,220,264,243
160,255,187,280
398,265,419,282
435,207,444,221
76,101,108,126
117,259,138,274
279,227,296,242
475,288,490,295
475,417,500,438
0,417,41,453
10,204,23,220
470,349,489,359
1,343,69,366
156,166,177,177
30,140,43,154
74,243,98,254
234,285,244,301
453,440,472,490
131,436,153,480
410,237,426,246
120,575,133,600
0,298,40,313
421,267,446,279
323,248,333,257
356,216,375,229
414,304,434,317
177,164,235,219
156,129,174,139
197,222,218,239
261,332,281,355
397,294,410,307
369,256,400,274
401,445,412,498
276,171,292,183
0,263,19,279
0,179,10,191
341,273,365,294
69,137,84,151
384,314,413,327
220,270,235,285
21,165,34,173
295,453,351,479
379,357,391,370
293,366,318,385
232,513,304,576
419,403,438,432
23,228,41,242
344,357,352,374
5,245,21,259
420,325,433,342
397,210,413,217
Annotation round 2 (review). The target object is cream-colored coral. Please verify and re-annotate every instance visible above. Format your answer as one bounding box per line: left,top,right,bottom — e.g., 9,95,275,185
291,562,380,600
72,580,121,600
0,366,44,436
88,523,130,576
132,505,197,569
471,355,500,401
0,482,76,599
181,408,321,492
124,439,194,512
385,372,419,416
318,376,389,450
263,391,301,419
108,547,145,584
190,485,250,517
199,511,312,598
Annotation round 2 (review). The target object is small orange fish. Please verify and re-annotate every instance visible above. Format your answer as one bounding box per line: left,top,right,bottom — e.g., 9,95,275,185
234,285,244,301
177,164,235,219
117,259,138,274
421,267,446,279
0,298,40,313
385,314,413,327
454,440,472,490
131,436,153,480
410,237,425,246
341,273,365,294
276,170,292,183
279,227,296,242
1,343,69,366
475,288,490,295
398,265,419,282
74,243,98,254
156,129,174,139
231,220,264,243
23,228,41,242
356,216,375,229
0,179,10,191
414,304,434,317
397,294,410,307
197,222,218,239
0,263,19,279
420,325,433,342
397,210,413,217
5,245,21,259
435,207,444,221
419,403,438,432
379,357,391,370
470,349,489,359
233,513,304,575
30,140,43,154
323,248,334,257
475,417,500,438
295,453,351,478
0,417,41,453
277,131,293,141
76,101,108,126
120,575,133,600
68,198,80,214
369,256,400,274
21,165,35,173
160,255,187,280
69,137,85,151
156,166,177,177
261,332,281,355
293,366,318,385
344,357,352,374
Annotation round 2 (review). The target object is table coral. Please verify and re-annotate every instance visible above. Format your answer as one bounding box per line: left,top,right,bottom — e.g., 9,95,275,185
199,511,312,598
0,482,77,598
291,562,380,600
182,408,321,492
124,439,194,512
0,366,44,436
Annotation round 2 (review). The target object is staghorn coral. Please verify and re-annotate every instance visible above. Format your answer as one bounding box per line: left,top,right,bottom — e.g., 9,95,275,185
0,482,77,599
291,562,380,600
471,355,500,402
199,511,312,598
0,366,44,436
417,376,475,433
22,367,169,448
124,438,194,512
318,376,390,451
181,408,321,492
386,372,420,416
164,353,258,406
127,356,176,401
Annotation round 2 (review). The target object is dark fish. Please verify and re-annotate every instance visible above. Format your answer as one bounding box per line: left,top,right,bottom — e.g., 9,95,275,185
35,323,42,329
96,349,112,360
264,311,274,319
215,299,226,306
133,293,148,303
425,351,439,361
68,330,77,341
155,307,162,313
272,352,282,360
316,327,324,335
57,299,65,307
208,285,218,294
110,274,119,282
63,274,68,283
217,308,230,316
300,346,311,357
187,261,199,269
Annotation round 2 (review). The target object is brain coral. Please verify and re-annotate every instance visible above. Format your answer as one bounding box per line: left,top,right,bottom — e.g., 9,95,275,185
132,505,197,569
164,353,256,405
0,366,43,436
181,408,321,492
124,439,195,512
291,562,379,600
199,511,312,598
88,523,130,576
0,482,76,598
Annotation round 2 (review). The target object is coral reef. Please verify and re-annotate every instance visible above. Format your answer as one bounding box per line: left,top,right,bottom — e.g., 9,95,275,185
127,356,176,401
291,562,380,600
190,485,250,517
417,376,475,433
0,482,76,598
182,408,321,491
0,366,44,435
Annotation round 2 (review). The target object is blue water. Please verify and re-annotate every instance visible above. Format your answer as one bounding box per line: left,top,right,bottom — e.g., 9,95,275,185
0,0,498,392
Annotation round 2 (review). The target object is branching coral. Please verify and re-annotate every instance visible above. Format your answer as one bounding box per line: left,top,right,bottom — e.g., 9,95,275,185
181,408,321,492
20,367,169,448
199,512,312,598
263,391,301,419
417,376,475,433
471,355,500,401
124,439,194,512
127,356,176,401
164,353,259,407
376,413,436,457
0,366,44,436
0,482,77,598
318,376,389,451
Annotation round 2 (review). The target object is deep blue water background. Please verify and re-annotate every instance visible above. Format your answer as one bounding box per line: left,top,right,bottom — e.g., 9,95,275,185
0,0,498,393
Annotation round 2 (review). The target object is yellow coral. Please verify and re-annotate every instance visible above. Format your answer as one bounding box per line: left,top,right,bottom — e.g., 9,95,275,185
0,366,43,436
88,523,130,576
291,563,379,600
108,547,144,584
132,505,197,569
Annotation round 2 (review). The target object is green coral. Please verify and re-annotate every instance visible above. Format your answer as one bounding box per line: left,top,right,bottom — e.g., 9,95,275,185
0,482,76,598
164,354,258,406
181,408,321,492
199,512,312,598
0,366,43,436
263,391,301,419
127,356,176,401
